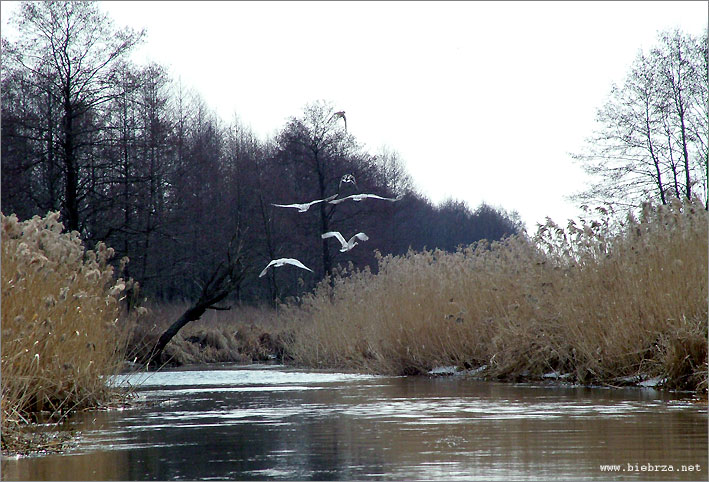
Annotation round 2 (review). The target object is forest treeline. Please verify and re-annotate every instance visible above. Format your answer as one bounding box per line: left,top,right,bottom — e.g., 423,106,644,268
1,1,522,304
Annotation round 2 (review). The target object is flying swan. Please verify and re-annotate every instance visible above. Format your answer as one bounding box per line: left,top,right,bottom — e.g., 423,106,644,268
259,258,314,277
339,173,358,191
322,231,369,252
271,194,338,213
328,193,403,205
328,111,347,132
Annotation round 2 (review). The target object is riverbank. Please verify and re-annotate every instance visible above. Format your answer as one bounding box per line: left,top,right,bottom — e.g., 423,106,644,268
1,213,134,455
280,199,707,393
129,201,707,393
124,303,293,368
3,200,706,457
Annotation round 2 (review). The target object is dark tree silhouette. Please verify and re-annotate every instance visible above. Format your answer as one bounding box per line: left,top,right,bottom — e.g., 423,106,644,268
1,4,526,307
3,1,144,233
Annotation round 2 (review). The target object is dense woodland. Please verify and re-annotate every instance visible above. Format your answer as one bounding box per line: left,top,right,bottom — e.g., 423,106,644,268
1,2,523,304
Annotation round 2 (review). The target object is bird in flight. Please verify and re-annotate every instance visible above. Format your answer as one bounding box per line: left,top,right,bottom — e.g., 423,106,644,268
328,193,403,205
339,173,358,191
328,111,347,132
259,258,314,277
271,194,338,213
322,231,369,252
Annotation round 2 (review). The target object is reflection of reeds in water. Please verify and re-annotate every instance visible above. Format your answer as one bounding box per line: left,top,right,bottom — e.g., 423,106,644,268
4,380,703,480
1,212,134,452
282,199,708,392
2,427,131,480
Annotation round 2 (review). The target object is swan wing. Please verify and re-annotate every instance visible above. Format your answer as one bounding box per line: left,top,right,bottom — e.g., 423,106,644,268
272,202,307,210
283,258,313,272
329,194,355,205
322,231,347,249
311,193,339,205
259,259,278,277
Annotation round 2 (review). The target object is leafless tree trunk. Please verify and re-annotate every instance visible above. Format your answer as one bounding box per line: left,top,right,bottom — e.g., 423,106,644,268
572,29,707,210
148,229,249,366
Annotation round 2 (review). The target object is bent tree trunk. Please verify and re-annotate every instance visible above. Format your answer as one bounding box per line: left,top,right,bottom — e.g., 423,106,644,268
149,294,229,366
147,231,247,367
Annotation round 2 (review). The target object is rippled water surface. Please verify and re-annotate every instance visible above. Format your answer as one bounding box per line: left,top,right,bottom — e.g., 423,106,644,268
2,364,706,480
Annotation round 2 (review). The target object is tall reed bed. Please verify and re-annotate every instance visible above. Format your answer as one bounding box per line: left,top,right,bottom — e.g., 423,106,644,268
282,199,707,391
2,212,131,452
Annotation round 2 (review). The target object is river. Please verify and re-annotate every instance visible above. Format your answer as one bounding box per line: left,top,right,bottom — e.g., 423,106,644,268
2,363,706,480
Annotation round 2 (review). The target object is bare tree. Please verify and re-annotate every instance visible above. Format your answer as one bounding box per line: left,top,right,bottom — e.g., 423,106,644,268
274,100,357,278
571,29,707,210
148,229,250,366
4,1,144,233
1,2,531,307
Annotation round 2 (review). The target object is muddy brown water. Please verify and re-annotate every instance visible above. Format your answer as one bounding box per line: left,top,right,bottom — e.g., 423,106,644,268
2,364,706,481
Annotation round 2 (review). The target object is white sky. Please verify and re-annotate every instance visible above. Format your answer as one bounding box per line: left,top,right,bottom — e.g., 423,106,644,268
2,1,707,231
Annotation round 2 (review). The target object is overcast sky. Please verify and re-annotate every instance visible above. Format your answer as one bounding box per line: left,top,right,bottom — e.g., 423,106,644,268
2,1,707,231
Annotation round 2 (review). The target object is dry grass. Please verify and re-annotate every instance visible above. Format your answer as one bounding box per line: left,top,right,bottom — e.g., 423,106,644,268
1,212,134,453
126,303,291,367
281,199,708,391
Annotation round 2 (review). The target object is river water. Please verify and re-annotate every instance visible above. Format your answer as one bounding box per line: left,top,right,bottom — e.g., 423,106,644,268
2,364,707,481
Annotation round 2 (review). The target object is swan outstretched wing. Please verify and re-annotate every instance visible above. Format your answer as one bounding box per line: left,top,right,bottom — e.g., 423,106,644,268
362,194,402,202
259,258,313,277
281,258,313,272
322,231,348,249
271,202,308,212
351,232,369,243
329,193,402,205
272,194,339,212
259,259,278,277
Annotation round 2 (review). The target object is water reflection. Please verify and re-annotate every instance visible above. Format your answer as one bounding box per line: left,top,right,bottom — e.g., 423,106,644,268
2,364,706,481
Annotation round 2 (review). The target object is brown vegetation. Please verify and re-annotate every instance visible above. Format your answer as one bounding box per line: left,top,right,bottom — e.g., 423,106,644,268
126,303,292,368
1,212,135,453
280,199,708,392
3,198,705,455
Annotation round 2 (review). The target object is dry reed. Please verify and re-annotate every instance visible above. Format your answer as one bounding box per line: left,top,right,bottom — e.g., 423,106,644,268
1,212,133,452
126,303,290,367
281,198,708,391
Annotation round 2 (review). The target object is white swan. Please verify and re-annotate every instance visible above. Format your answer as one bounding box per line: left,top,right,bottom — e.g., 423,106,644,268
322,231,369,252
328,111,347,131
339,173,358,191
328,193,403,205
259,258,314,277
271,194,338,213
